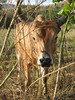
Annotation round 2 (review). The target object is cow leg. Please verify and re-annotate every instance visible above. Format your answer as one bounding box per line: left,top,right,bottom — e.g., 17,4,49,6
16,54,24,99
23,61,28,87
37,68,42,97
16,54,21,82
38,67,48,97
42,68,48,95
23,61,31,88
27,64,31,86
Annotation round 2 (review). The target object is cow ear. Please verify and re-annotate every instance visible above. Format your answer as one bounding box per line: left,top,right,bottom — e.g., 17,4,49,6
34,14,45,22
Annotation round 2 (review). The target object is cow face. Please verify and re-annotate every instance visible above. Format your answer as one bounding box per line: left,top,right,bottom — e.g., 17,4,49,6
32,21,60,68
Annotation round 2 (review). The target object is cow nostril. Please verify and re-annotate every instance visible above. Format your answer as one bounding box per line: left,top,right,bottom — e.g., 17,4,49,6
40,57,45,63
40,57,52,67
40,59,43,63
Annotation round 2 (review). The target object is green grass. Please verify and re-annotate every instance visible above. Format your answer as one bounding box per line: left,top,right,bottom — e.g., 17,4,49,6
0,29,15,48
0,29,16,68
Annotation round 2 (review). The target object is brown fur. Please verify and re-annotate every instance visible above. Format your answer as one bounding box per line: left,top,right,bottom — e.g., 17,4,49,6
15,14,64,94
16,0,68,95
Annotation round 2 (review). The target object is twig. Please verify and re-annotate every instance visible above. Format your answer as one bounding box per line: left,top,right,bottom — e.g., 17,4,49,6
0,62,17,88
1,14,7,29
0,15,4,23
53,16,70,100
25,62,75,93
0,0,47,62
53,31,64,100
0,0,23,57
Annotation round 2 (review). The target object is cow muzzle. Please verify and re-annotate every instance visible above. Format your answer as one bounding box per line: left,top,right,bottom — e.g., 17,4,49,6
37,51,53,68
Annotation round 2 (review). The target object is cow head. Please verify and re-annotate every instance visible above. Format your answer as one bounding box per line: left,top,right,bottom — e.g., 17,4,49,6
16,1,68,68
31,17,62,68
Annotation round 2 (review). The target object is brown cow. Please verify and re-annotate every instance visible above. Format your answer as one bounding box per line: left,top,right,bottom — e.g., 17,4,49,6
15,0,67,94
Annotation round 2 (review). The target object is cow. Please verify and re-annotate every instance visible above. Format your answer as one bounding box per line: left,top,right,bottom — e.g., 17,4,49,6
15,0,67,95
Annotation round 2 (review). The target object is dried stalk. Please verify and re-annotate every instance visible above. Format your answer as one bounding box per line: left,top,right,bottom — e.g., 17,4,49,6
0,0,46,62
0,15,4,23
53,30,65,100
53,16,69,100
0,62,17,88
0,0,23,57
1,14,7,29
25,61,75,93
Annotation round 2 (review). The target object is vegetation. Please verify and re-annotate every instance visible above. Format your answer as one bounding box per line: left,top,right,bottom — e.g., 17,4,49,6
0,28,75,100
0,0,75,100
0,1,70,28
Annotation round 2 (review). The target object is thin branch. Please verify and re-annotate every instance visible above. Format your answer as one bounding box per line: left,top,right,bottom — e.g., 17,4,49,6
25,62,75,93
53,15,70,100
1,14,7,29
0,15,4,23
0,62,17,88
0,0,23,57
0,0,47,62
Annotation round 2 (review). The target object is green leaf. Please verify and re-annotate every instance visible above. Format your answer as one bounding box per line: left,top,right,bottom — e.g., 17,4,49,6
58,9,63,15
53,0,63,3
63,4,71,16
69,0,74,3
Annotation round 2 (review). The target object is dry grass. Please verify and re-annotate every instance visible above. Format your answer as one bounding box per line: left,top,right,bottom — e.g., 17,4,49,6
0,28,75,100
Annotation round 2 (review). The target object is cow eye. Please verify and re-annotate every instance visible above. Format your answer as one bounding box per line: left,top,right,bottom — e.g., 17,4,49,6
33,37,35,40
55,36,58,41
